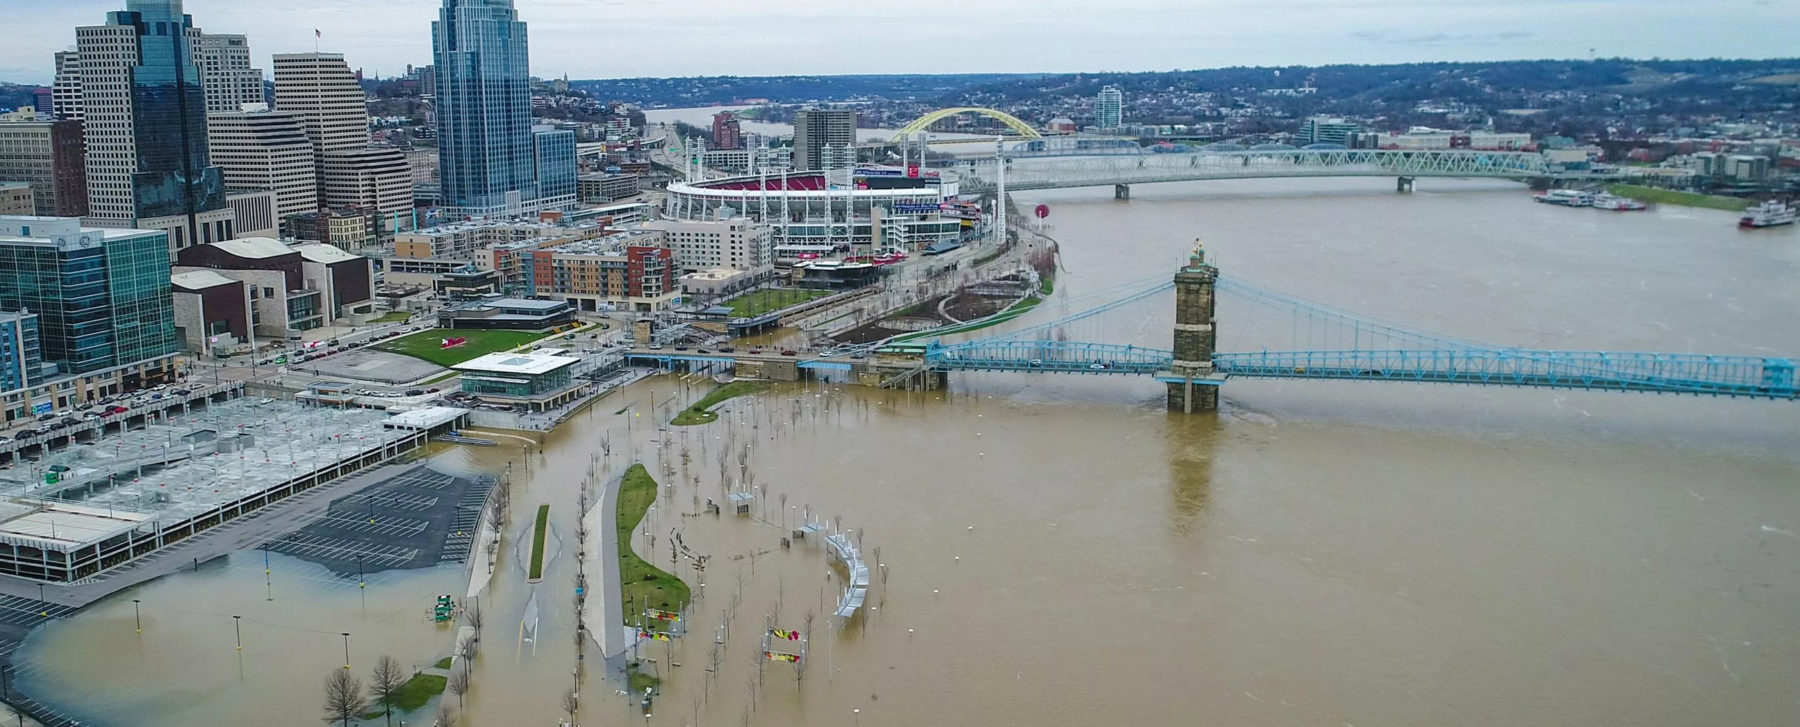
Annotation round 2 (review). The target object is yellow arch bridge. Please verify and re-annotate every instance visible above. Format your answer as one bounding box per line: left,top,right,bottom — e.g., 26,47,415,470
894,107,1042,140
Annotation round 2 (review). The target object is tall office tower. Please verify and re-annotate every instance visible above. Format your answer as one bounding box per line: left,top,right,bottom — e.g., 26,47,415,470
273,53,413,225
1095,85,1123,131
194,33,266,112
711,111,742,150
206,108,318,219
433,0,557,218
0,117,89,216
791,108,855,171
76,0,234,251
52,51,83,121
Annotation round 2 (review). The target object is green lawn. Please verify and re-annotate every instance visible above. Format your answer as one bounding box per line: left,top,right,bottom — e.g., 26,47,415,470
618,465,690,613
1607,184,1750,212
361,672,447,718
892,287,1049,342
370,311,413,324
722,288,832,318
374,328,553,367
432,656,452,670
670,381,769,426
527,505,549,581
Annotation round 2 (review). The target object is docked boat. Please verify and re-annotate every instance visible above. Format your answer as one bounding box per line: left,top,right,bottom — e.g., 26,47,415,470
1534,189,1594,207
1739,200,1797,229
1591,193,1647,211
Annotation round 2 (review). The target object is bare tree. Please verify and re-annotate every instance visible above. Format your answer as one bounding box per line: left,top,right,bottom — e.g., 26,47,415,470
369,655,406,726
562,688,579,724
446,668,470,710
434,701,459,727
323,669,366,727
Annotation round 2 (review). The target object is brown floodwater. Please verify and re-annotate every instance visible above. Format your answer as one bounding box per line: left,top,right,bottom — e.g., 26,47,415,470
15,178,1800,726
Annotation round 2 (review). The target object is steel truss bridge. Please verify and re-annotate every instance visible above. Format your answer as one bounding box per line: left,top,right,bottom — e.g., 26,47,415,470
950,149,1621,193
918,275,1799,401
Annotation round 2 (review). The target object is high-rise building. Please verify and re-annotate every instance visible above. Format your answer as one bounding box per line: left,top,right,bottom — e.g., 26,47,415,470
532,126,577,209
272,53,414,226
0,117,88,217
1299,116,1361,147
712,111,742,151
0,311,43,394
31,90,54,116
433,0,555,218
76,0,234,251
52,51,82,121
206,107,318,219
792,109,855,172
194,33,265,112
0,216,178,384
1095,85,1123,131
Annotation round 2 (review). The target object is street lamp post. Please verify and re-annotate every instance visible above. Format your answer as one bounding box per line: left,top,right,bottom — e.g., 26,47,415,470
233,615,242,651
342,632,351,669
132,599,142,633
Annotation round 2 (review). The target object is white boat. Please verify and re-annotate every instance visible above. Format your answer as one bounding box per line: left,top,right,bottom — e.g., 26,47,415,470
1739,200,1797,229
1535,189,1594,207
1591,193,1647,211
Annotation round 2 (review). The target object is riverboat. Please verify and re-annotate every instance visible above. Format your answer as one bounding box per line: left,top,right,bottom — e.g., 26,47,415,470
1534,189,1594,207
1591,193,1647,211
1739,200,1797,228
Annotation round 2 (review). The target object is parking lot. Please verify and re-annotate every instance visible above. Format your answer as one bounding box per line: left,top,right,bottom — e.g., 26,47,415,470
258,465,496,577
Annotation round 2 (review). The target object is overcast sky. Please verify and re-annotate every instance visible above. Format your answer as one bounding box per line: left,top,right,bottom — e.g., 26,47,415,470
3,0,1794,85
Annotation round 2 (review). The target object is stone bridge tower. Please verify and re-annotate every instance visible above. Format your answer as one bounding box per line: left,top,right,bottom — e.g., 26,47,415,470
1160,242,1224,412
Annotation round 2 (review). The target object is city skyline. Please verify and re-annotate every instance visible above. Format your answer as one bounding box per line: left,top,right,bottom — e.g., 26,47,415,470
1,0,1795,86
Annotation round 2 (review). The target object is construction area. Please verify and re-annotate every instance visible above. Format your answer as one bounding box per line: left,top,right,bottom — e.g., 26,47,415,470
0,399,462,583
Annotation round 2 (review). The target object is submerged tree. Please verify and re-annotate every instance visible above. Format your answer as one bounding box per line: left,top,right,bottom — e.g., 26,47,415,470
323,669,366,727
369,655,406,726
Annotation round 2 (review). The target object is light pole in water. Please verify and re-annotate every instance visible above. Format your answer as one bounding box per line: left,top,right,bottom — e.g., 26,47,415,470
342,632,351,669
233,615,242,651
132,599,141,633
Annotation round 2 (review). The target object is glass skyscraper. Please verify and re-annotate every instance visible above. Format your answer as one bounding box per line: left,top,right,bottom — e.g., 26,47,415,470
0,218,177,377
433,0,548,218
533,126,577,209
78,0,231,249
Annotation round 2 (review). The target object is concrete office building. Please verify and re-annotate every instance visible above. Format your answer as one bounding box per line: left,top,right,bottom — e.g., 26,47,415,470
288,206,378,251
0,216,180,421
273,53,413,225
206,107,318,219
194,33,265,112
792,109,856,172
0,117,88,217
642,217,773,276
225,189,278,239
0,184,32,216
52,50,83,121
1299,116,1362,147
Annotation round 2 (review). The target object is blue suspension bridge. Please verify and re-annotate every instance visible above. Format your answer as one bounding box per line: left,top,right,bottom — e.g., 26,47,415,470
912,246,1799,412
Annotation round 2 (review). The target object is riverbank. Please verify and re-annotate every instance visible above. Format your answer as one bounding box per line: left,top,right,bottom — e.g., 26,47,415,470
1608,184,1750,212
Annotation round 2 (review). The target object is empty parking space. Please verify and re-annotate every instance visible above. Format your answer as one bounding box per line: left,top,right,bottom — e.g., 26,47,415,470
263,535,417,570
312,513,431,538
345,492,439,512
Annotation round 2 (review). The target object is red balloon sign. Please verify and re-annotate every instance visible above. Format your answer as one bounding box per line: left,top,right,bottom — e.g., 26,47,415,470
1034,204,1050,219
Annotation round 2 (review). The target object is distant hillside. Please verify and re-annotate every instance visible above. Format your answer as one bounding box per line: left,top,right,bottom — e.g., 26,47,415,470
571,73,1044,107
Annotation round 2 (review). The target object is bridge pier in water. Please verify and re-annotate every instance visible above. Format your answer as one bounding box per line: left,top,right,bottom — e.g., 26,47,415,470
1396,176,1415,192
1114,184,1131,200
1158,244,1226,413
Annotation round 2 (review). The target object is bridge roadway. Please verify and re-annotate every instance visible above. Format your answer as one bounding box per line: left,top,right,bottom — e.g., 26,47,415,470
920,340,1800,400
949,148,1630,193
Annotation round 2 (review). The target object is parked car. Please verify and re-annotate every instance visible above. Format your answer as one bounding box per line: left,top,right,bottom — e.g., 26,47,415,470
59,417,79,427
781,350,798,356
13,430,36,440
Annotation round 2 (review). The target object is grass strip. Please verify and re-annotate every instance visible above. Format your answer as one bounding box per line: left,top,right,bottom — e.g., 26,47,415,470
375,328,555,367
670,381,769,426
1607,184,1750,212
618,465,690,613
527,504,549,580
